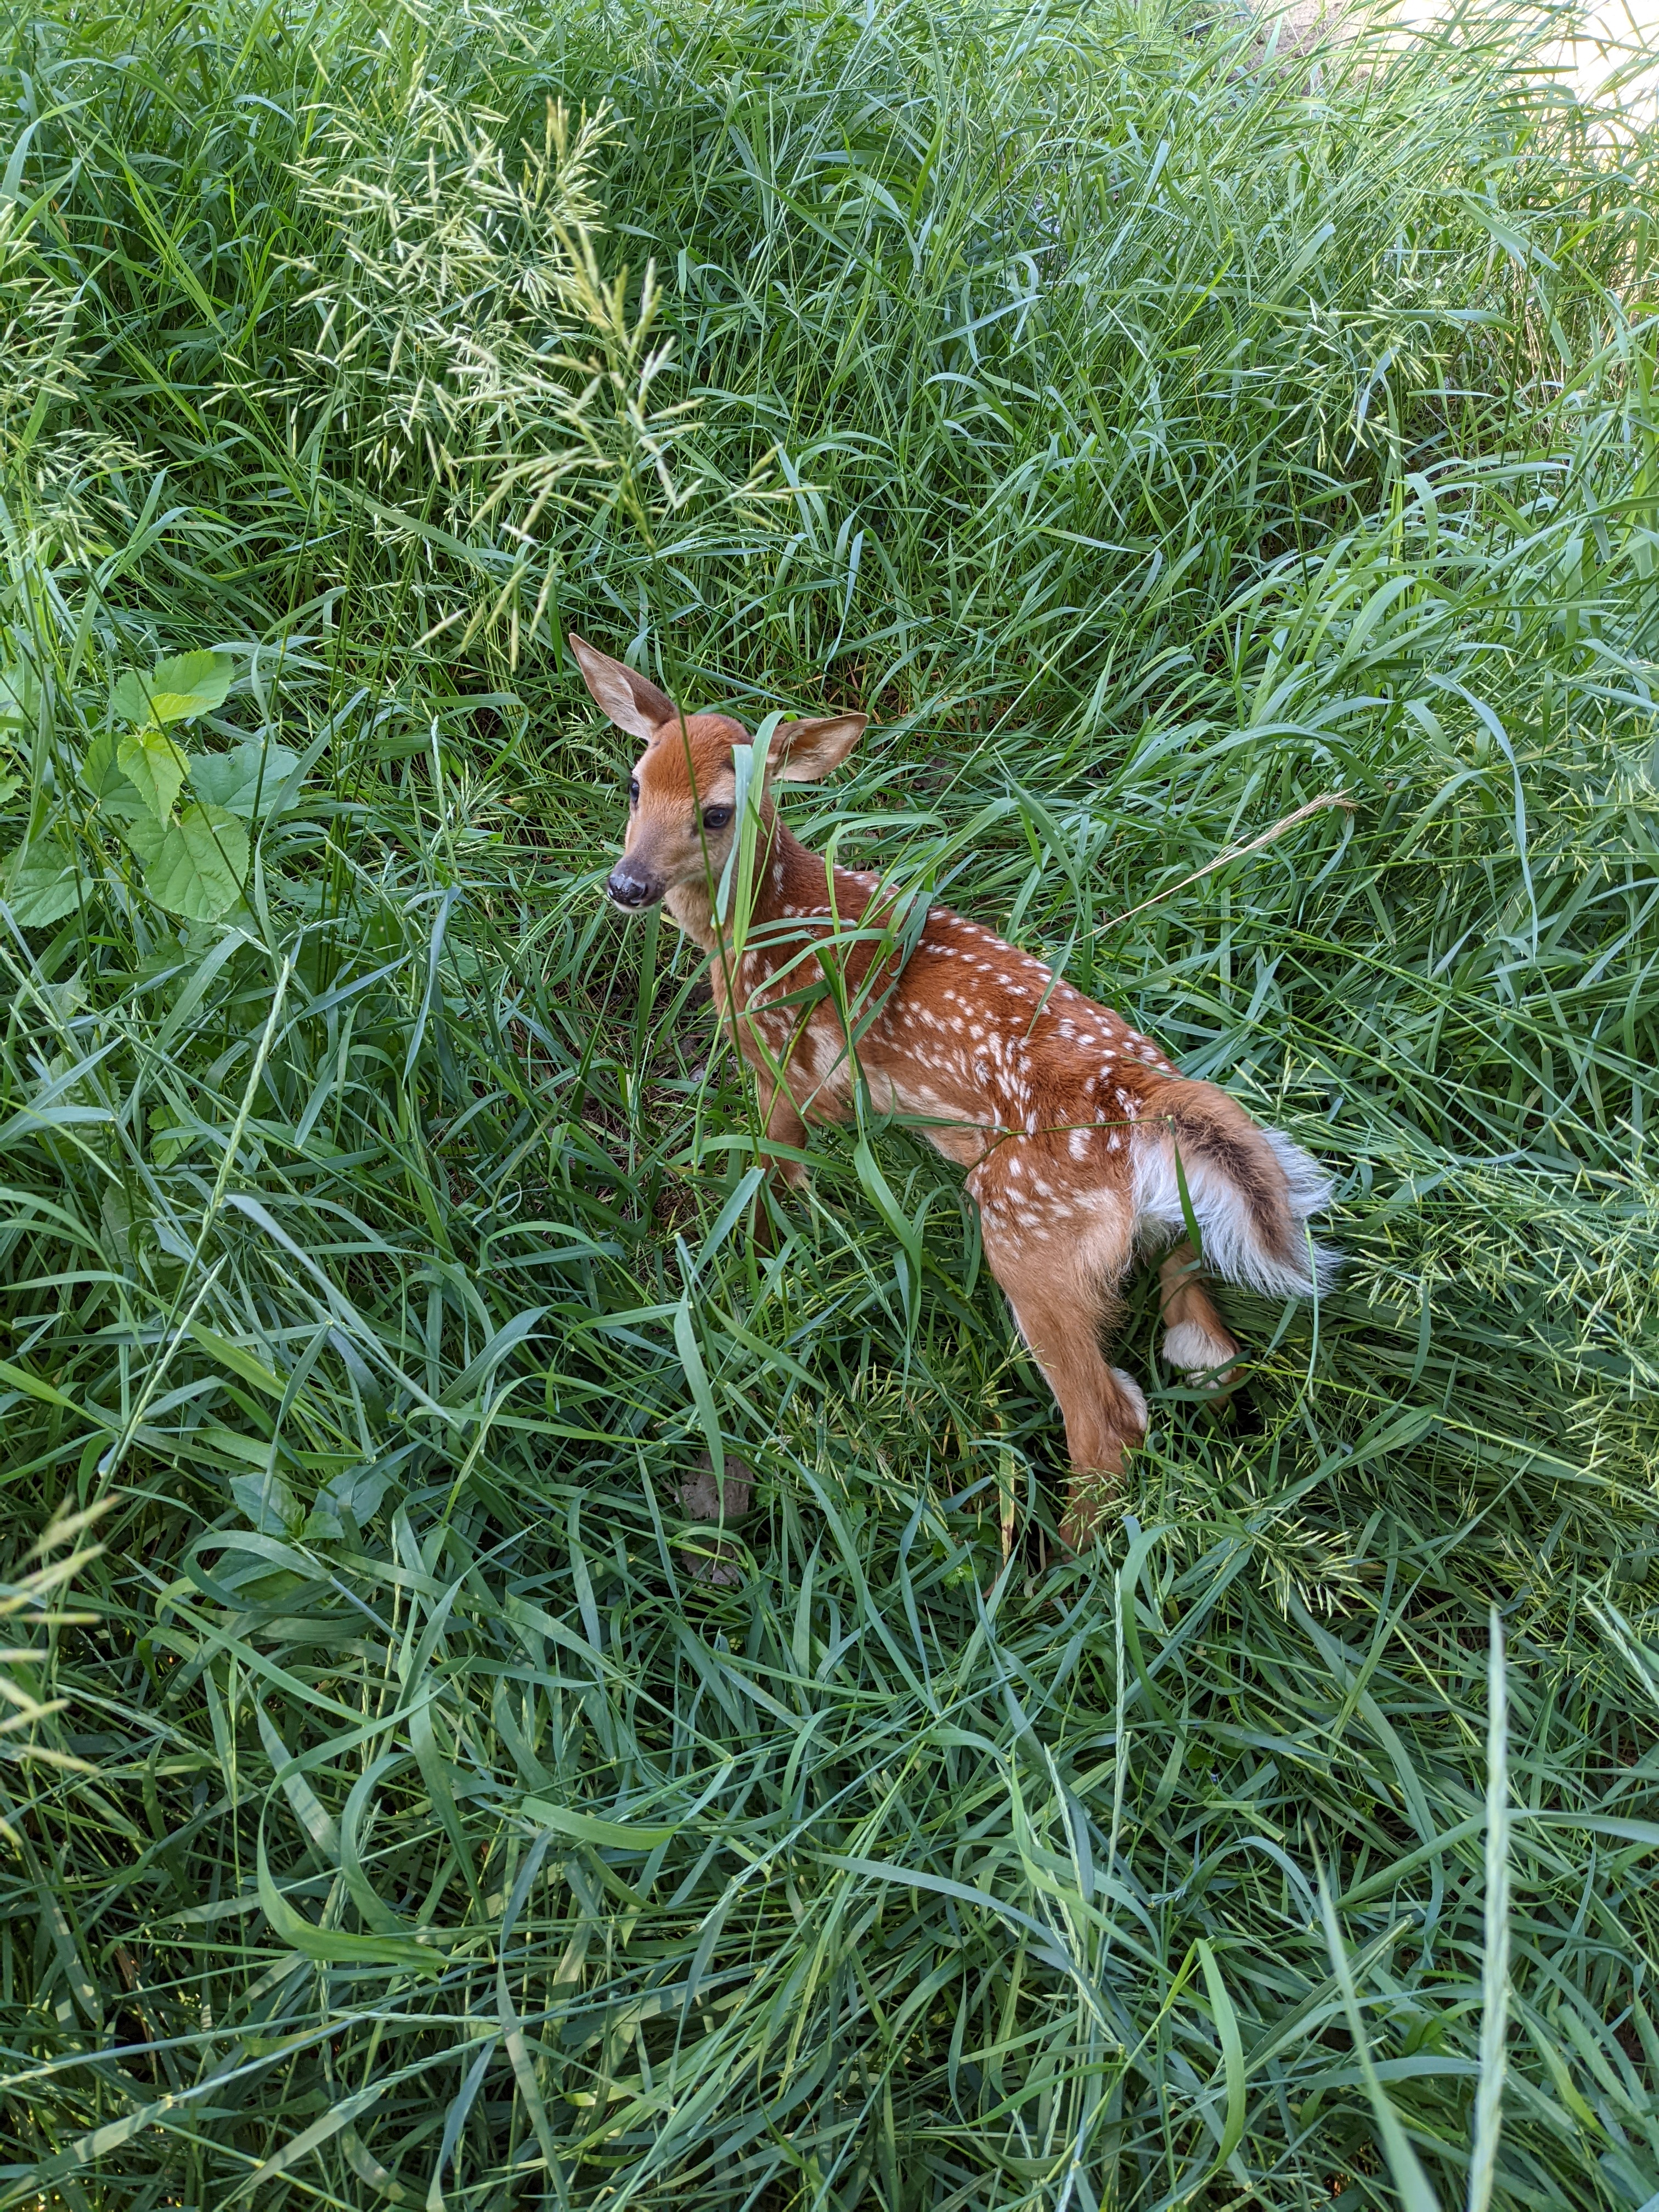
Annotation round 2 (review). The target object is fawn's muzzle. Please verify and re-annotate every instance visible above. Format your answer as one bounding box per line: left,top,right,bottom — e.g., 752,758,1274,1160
606,864,662,910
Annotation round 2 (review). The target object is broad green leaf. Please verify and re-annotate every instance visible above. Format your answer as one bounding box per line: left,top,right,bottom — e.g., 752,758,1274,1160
4,843,87,928
230,1470,301,1534
140,802,250,921
0,771,19,810
78,732,148,815
189,738,302,819
112,650,234,727
0,661,38,729
304,1462,398,1541
120,808,167,868
116,725,189,823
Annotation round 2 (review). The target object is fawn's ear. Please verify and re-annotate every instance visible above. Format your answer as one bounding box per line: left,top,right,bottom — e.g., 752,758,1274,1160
767,713,868,783
567,632,678,742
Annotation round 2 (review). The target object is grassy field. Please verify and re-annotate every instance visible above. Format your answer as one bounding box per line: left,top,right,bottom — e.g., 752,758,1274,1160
1,0,1657,2202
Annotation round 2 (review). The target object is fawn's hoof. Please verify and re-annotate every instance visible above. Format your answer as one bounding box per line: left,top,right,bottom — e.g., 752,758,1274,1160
1057,1376,1144,1553
1059,1475,1124,1554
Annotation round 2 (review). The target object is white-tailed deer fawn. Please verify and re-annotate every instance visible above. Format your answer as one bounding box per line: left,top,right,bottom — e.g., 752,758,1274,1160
572,633,1336,1551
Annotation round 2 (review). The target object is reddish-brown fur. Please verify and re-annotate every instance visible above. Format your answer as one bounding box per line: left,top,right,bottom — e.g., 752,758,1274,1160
572,635,1335,1551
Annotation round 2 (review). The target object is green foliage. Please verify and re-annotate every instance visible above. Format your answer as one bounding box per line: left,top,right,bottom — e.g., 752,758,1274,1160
112,727,188,828
123,800,250,923
104,653,250,919
0,0,1656,2204
109,654,235,732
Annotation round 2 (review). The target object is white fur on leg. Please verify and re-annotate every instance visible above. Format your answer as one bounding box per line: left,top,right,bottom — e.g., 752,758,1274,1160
1161,1319,1239,1389
1109,1367,1148,1438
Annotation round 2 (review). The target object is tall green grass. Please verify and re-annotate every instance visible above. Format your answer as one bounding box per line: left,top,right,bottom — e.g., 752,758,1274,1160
1,0,1656,2202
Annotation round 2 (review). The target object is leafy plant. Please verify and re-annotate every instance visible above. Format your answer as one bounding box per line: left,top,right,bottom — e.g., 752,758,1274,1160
98,651,249,923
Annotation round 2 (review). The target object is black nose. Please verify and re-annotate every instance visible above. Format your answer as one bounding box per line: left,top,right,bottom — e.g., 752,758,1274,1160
607,867,659,910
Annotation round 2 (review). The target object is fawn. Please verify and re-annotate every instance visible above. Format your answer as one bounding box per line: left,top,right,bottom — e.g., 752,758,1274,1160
573,633,1336,1551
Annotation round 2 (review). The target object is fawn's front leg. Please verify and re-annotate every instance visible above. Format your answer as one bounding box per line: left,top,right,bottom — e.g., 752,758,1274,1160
760,1078,809,1191
744,1077,808,1250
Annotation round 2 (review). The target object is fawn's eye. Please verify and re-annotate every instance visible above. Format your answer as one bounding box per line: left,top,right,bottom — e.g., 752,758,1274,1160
628,777,639,805
702,805,732,831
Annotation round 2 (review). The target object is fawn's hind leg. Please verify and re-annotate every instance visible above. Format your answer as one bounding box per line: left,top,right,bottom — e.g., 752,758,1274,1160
974,1173,1144,1551
1156,1239,1239,1387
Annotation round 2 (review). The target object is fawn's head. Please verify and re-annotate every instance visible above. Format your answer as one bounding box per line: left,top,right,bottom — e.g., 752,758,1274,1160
568,634,867,912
